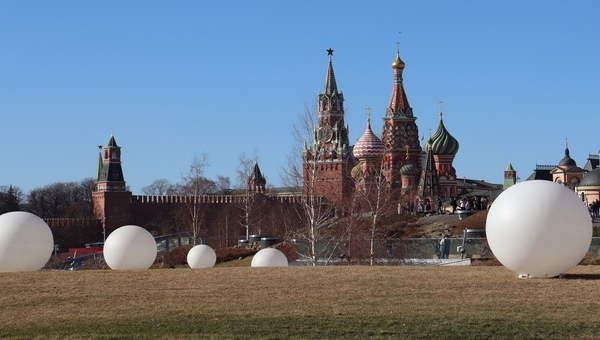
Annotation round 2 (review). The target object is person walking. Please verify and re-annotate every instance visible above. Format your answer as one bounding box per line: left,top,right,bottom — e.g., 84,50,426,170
439,236,451,259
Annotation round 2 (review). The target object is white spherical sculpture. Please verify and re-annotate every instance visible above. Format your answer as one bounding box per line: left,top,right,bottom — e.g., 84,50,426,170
0,212,54,272
187,244,216,268
251,248,288,267
103,225,157,270
486,180,592,278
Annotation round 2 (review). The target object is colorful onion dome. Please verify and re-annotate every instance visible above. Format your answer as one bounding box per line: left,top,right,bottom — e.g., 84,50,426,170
400,160,418,177
392,51,405,70
353,119,385,159
427,113,459,156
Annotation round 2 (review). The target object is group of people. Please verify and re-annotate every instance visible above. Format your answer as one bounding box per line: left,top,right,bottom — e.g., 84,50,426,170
399,196,490,215
450,196,489,213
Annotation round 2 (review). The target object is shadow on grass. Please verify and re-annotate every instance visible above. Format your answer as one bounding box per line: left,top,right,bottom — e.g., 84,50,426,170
562,273,600,280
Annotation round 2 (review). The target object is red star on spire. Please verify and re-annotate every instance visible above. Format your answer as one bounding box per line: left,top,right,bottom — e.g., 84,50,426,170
327,47,334,56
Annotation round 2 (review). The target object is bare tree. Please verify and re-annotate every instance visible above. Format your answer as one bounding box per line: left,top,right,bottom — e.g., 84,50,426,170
141,178,171,195
215,175,231,194
236,151,262,240
280,102,315,190
282,102,341,266
353,167,394,265
24,179,95,218
177,154,213,245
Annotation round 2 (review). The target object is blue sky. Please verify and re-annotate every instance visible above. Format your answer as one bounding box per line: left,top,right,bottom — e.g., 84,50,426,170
1,1,599,194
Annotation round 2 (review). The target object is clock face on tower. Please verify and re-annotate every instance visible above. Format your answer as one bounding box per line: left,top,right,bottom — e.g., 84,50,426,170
317,126,334,143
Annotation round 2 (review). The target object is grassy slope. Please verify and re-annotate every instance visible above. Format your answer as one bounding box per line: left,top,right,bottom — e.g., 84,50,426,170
2,266,600,339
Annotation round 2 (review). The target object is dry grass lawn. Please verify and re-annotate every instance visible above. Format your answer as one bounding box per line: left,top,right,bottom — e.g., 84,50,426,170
2,265,600,339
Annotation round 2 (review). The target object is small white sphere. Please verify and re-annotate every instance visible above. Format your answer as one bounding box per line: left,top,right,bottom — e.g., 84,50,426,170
103,225,156,270
0,212,54,272
486,180,592,278
251,248,288,267
187,244,216,268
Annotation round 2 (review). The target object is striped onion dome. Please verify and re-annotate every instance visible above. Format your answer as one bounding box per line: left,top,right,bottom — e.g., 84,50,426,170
353,119,385,159
427,113,459,156
400,159,418,177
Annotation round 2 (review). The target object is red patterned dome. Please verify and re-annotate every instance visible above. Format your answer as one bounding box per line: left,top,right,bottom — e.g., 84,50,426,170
353,120,385,159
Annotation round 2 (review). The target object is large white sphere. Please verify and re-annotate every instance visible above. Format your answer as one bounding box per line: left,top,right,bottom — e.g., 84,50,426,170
251,248,288,267
187,245,216,268
0,212,54,272
486,180,592,278
103,225,157,270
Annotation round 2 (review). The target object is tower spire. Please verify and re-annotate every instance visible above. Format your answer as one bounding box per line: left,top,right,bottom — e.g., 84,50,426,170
305,48,352,206
96,134,126,192
95,144,103,184
387,43,410,117
381,42,422,189
324,47,338,96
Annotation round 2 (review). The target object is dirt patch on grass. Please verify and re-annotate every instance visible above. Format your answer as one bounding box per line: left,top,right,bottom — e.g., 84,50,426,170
160,246,259,267
161,244,296,268
215,247,258,263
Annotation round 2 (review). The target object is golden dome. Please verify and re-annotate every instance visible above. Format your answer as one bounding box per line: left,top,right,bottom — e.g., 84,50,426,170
392,52,405,70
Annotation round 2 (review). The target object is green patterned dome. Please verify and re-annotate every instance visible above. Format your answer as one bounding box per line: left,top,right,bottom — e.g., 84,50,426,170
427,113,459,156
400,160,418,176
351,164,361,179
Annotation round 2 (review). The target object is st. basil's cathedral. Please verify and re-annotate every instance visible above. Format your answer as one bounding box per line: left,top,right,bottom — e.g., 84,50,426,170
303,47,460,209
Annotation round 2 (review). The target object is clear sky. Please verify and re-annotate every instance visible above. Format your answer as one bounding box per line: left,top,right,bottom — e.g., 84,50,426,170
1,1,599,194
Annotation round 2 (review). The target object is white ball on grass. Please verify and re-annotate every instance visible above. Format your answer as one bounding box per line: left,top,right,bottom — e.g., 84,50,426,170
103,225,157,270
251,248,288,267
486,180,592,278
0,212,54,272
187,244,216,268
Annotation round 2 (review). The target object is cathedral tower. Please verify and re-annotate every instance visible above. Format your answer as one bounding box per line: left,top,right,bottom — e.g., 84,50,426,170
428,108,459,198
352,112,385,189
382,46,422,188
417,142,441,203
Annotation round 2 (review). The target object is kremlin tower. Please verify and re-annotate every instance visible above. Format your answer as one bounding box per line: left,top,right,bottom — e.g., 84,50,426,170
92,135,133,236
302,48,354,206
503,161,517,190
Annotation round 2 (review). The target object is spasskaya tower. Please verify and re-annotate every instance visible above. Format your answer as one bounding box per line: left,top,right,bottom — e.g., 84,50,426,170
303,48,354,207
